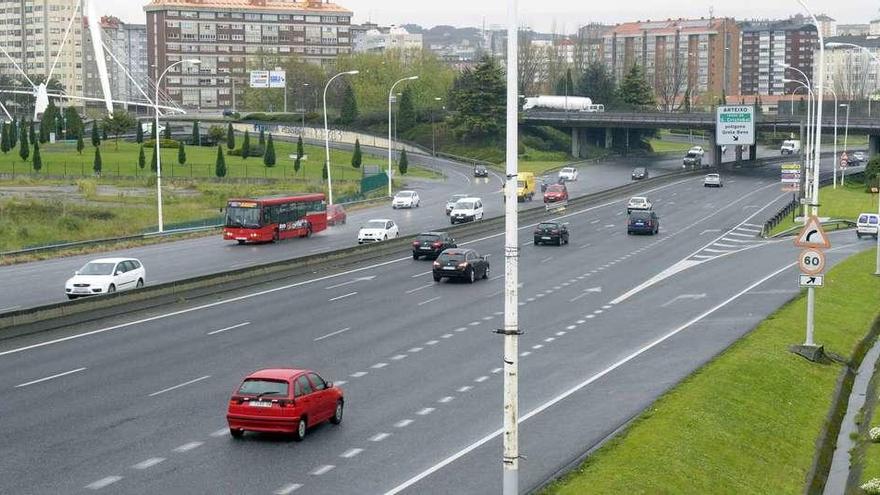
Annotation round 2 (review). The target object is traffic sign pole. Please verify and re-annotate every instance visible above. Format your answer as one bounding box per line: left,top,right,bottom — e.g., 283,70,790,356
805,288,815,346
794,218,831,351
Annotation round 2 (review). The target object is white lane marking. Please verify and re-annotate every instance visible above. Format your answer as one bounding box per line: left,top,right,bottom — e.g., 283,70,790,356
593,310,604,314
173,441,203,453
0,305,21,312
540,257,553,263
699,229,722,235
566,325,577,330
661,294,708,308
494,311,504,316
455,327,468,332
274,483,303,494
490,275,504,281
132,458,165,470
579,243,591,249
520,351,532,357
616,211,624,216
371,363,388,369
391,354,407,360
739,227,762,233
86,476,123,490
382,260,797,495
604,224,615,228
532,345,543,350
555,331,566,336
370,433,391,442
468,321,481,326
311,465,335,476
482,316,494,321
457,386,473,392
721,237,756,244
350,371,368,378
692,255,714,260
341,448,364,459
149,376,211,397
411,271,432,278
210,428,228,437
576,320,586,324
328,292,358,302
590,219,600,224
713,242,739,248
207,322,251,336
586,315,595,319
602,305,612,309
394,419,414,428
743,222,762,228
405,283,434,294
408,347,424,353
0,177,700,359
491,367,503,374
568,293,588,303
441,333,453,339
728,231,756,238
15,367,86,388
335,380,348,386
416,408,435,416
418,296,442,306
314,327,352,342
438,396,454,403
425,340,439,346
475,376,489,382
545,337,556,343
703,248,731,254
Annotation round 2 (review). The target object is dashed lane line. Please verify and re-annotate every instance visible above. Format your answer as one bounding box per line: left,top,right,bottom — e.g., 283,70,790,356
148,376,211,397
85,476,123,490
132,458,165,470
15,367,86,388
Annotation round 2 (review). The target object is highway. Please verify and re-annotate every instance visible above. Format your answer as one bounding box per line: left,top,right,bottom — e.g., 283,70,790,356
0,164,871,494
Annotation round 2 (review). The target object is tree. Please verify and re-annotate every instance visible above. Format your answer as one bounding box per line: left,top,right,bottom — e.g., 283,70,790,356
351,138,362,169
682,88,692,113
32,141,41,172
226,123,235,149
10,117,18,148
215,146,227,178
264,134,276,167
241,130,251,158
150,146,158,172
208,125,226,144
517,29,542,97
339,83,359,124
797,97,807,115
0,122,8,154
294,156,301,175
577,62,617,108
397,87,416,131
555,68,575,96
18,123,29,162
91,121,101,147
103,110,136,150
39,99,58,143
102,123,108,141
178,141,187,166
163,121,172,140
296,135,304,159
656,56,688,112
76,134,84,155
447,57,506,139
258,127,265,146
63,108,83,139
322,160,329,180
93,147,103,176
28,121,35,145
192,121,200,146
617,64,656,109
136,122,144,143
151,120,158,141
138,145,146,170
865,156,880,193
398,148,409,175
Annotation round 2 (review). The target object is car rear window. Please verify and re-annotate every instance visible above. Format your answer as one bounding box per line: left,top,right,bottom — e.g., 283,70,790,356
438,252,466,263
547,185,565,192
238,379,289,397
455,201,474,209
630,211,651,220
417,234,440,243
538,223,559,229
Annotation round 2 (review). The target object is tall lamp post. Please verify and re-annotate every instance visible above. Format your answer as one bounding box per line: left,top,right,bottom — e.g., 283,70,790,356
783,77,814,213
301,82,309,129
154,58,200,233
431,96,443,157
323,70,359,205
840,103,850,186
387,76,418,196
826,86,839,188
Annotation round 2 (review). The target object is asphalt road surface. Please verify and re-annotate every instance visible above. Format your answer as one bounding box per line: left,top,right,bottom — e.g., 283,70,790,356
0,164,871,494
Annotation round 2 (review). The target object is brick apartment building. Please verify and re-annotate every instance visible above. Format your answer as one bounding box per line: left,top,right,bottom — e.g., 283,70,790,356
739,16,818,96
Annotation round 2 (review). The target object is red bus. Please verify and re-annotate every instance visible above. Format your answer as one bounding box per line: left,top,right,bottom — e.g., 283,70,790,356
223,193,327,244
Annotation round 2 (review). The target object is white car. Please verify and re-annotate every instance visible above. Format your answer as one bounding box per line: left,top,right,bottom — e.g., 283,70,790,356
688,146,705,157
558,167,579,182
703,174,723,187
856,213,879,239
445,194,468,215
626,196,653,214
392,190,420,209
358,219,399,243
65,258,145,299
450,197,484,225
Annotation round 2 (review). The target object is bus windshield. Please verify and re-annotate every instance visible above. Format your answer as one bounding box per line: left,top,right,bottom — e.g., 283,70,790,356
226,207,261,228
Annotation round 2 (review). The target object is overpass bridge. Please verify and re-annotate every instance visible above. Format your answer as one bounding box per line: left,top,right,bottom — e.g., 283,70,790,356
523,110,880,164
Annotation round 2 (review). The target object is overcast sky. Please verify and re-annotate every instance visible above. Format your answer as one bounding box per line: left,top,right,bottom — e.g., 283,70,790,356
96,0,877,32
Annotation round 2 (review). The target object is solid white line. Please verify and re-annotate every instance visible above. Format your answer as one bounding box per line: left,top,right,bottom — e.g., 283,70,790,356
408,347,424,353
383,260,797,495
491,367,503,374
15,367,86,388
370,433,391,442
149,376,211,397
728,231,756,238
328,292,357,302
520,351,532,357
86,476,123,490
703,248,730,254
713,243,739,248
722,237,756,244
274,483,303,494
418,296,442,306
173,441,203,453
341,448,364,459
132,458,165,470
311,465,335,476
314,327,352,342
0,305,21,312
207,322,251,336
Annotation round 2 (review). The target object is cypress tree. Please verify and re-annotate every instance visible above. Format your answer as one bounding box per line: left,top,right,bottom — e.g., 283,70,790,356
258,127,265,146
339,84,358,124
150,146,158,172
263,134,276,167
178,141,187,165
215,145,227,178
136,122,144,143
76,134,85,155
398,149,409,175
102,123,108,141
322,161,328,180
226,122,235,149
10,117,18,148
138,145,146,169
39,118,48,144
91,121,100,147
351,138,362,169
19,123,29,162
163,121,172,140
32,141,41,171
93,146,102,175
192,121,200,145
0,122,8,154
241,131,251,158
28,121,35,145
294,156,301,175
296,135,304,159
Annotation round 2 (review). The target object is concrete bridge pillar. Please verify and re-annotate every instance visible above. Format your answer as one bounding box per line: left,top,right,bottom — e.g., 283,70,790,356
870,135,880,158
709,134,722,168
748,144,757,161
605,128,613,149
571,127,580,159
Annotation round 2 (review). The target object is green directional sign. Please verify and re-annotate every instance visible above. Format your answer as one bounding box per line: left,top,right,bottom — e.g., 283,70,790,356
716,105,755,146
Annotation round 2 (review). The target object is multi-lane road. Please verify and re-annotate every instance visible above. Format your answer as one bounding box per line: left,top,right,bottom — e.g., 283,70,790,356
0,163,872,494
0,141,790,312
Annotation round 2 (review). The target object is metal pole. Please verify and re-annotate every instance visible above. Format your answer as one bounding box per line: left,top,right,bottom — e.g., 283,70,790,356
843,104,849,186
387,76,418,197
830,88,837,189
232,78,236,114
502,0,520,492
284,81,288,113
876,175,880,276
323,70,358,205
805,287,815,345
156,72,163,233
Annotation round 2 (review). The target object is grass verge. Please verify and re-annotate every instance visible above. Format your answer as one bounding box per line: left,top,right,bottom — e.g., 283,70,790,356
770,179,879,236
543,249,880,495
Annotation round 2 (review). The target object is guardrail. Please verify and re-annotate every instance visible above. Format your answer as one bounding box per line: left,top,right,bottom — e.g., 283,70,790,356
0,169,701,337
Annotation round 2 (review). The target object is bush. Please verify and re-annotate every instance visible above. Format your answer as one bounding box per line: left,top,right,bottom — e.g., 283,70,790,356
862,479,880,495
58,215,83,232
228,146,265,157
143,139,180,149
242,113,302,123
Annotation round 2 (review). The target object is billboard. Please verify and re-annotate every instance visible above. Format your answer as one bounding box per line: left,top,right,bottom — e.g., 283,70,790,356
249,70,269,88
716,106,755,146
269,70,286,88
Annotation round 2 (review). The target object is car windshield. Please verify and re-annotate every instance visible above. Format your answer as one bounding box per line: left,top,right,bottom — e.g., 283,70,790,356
79,262,116,276
707,174,719,179
634,168,645,173
417,234,440,243
449,195,467,203
226,206,261,228
438,252,466,263
238,379,289,397
686,152,699,158
630,198,647,204
562,168,574,173
630,212,652,220
455,201,474,210
547,185,565,192
365,220,387,229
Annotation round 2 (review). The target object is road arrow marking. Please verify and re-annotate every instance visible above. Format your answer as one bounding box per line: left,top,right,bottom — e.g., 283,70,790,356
661,293,707,308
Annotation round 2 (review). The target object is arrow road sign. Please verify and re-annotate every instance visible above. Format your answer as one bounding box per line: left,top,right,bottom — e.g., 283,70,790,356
794,216,831,249
661,293,708,308
799,274,824,288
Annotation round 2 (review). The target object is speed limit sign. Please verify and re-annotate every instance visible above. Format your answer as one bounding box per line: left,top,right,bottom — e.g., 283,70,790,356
799,248,826,275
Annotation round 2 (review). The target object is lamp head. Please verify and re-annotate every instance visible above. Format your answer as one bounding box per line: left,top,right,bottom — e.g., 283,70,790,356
345,70,360,75
407,76,419,81
186,59,201,65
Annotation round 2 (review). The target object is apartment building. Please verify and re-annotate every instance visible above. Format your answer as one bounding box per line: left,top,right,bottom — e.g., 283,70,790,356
144,0,353,110
603,17,741,102
0,0,83,96
739,17,817,96
82,16,148,106
354,25,422,54
819,36,880,100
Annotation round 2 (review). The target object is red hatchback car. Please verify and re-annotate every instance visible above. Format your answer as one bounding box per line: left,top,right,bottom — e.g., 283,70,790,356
327,204,347,226
543,184,569,204
227,368,344,440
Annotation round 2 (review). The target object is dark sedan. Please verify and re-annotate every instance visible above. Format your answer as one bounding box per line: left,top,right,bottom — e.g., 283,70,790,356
432,249,490,283
631,167,648,180
412,232,457,260
534,222,569,245
627,211,660,235
474,165,489,177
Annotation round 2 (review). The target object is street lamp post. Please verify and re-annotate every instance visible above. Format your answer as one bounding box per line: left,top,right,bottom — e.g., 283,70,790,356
783,77,813,213
431,97,442,157
301,83,309,129
323,70,359,205
826,87,838,188
387,76,418,197
841,103,850,186
154,59,200,233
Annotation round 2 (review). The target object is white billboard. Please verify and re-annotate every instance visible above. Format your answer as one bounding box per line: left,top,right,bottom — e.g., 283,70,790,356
269,70,287,89
249,70,269,88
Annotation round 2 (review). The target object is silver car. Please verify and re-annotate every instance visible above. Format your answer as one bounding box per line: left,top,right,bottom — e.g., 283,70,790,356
445,194,468,215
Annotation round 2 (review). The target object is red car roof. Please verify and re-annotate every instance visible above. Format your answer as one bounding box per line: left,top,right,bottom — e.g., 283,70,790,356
246,368,309,380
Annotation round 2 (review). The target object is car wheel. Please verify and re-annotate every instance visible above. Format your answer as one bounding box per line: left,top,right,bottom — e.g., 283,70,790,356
107,284,116,294
293,417,307,442
483,265,490,279
230,428,244,439
67,295,77,300
627,230,633,235
413,252,420,260
556,237,562,246
330,401,344,425
136,279,144,289
383,235,388,241
237,240,246,245
451,220,456,225
433,275,442,282
468,268,475,284
857,233,862,239
534,238,540,245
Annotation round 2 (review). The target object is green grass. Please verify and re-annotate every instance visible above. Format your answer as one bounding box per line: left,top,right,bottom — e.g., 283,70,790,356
648,137,692,153
544,249,880,495
770,179,879,235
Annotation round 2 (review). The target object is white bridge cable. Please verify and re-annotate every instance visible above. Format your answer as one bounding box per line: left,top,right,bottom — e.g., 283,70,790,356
0,45,36,89
46,1,81,83
0,90,184,114
99,38,156,107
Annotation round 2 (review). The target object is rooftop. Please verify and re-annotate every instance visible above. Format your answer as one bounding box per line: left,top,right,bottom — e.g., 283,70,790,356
145,0,352,14
610,17,734,37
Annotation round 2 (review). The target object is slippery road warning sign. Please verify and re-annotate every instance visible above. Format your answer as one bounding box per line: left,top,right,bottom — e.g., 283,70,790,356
794,216,831,249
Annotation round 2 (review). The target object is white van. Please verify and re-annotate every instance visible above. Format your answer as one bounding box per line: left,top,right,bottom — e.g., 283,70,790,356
450,197,484,225
781,140,801,155
856,213,879,239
